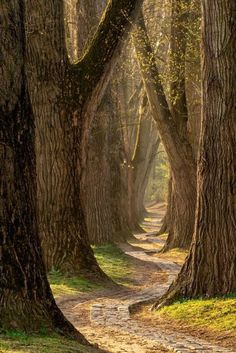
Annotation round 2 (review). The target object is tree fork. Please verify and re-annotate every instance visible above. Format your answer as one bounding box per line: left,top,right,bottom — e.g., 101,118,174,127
26,0,144,276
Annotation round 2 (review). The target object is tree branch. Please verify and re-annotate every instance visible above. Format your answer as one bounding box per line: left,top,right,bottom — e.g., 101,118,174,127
70,0,144,105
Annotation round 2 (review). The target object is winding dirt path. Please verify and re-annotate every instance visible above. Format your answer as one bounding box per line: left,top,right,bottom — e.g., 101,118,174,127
58,205,236,353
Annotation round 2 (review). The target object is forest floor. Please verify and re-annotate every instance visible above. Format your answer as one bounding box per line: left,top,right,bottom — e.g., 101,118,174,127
56,204,236,353
1,204,235,353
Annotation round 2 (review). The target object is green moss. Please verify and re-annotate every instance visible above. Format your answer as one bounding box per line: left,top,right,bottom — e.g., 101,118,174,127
93,244,133,285
48,270,100,298
157,296,236,332
0,331,97,353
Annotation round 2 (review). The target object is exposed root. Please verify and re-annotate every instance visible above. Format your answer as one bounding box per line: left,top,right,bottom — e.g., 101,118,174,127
151,279,185,311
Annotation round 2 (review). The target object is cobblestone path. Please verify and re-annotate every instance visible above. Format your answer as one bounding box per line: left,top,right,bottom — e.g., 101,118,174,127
89,236,236,353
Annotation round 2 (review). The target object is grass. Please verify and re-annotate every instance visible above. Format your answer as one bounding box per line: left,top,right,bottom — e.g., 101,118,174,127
157,295,236,332
48,270,100,298
0,331,98,353
158,248,188,264
48,244,133,297
93,244,133,285
0,245,133,352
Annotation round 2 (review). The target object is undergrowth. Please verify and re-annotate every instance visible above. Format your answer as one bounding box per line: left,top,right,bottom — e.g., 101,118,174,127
48,244,133,297
0,331,97,353
93,244,133,285
157,295,236,332
48,270,100,298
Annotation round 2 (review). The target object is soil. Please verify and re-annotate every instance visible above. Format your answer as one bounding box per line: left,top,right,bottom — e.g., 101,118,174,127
57,204,236,353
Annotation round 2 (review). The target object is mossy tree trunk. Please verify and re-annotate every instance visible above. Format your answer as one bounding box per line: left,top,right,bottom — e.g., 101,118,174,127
153,0,236,307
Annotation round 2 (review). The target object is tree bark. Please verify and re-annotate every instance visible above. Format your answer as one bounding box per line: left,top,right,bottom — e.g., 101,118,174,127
0,2,87,341
153,0,236,307
77,0,132,245
133,12,196,250
25,0,144,274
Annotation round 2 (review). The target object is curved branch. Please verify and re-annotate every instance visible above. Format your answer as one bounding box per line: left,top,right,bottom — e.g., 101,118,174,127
71,0,144,105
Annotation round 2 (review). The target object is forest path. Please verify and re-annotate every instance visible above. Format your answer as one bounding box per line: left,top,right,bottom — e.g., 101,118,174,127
58,204,235,353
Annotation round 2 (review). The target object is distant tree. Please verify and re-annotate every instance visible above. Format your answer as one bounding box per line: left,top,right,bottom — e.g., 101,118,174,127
74,0,133,245
133,10,197,249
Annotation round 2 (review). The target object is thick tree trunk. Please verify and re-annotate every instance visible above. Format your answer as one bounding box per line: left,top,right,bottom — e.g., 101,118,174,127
154,0,236,307
0,2,87,341
83,95,119,244
25,0,143,274
162,0,196,250
108,98,135,241
25,0,107,279
133,12,196,250
78,0,132,245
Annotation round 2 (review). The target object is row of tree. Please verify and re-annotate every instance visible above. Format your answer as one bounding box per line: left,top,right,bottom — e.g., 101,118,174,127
0,0,144,342
0,0,235,346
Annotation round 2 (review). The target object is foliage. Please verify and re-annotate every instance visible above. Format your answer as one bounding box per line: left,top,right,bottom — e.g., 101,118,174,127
157,296,236,332
0,331,98,353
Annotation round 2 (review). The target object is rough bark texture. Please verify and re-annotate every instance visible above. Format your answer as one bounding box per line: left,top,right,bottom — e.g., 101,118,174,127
0,2,87,341
153,0,236,307
133,12,196,249
75,0,134,244
25,0,106,278
162,0,197,250
25,0,143,273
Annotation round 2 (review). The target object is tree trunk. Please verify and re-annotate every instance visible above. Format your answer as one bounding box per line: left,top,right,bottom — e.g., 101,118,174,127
133,12,196,250
25,0,143,274
78,0,132,245
162,0,196,250
0,2,87,341
157,177,172,235
130,95,160,229
154,0,236,307
25,0,107,279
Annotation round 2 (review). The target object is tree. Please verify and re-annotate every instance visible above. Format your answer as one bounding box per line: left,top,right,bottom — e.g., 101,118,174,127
25,0,144,274
153,0,236,307
133,11,197,249
127,94,160,229
1,0,145,336
0,1,87,341
75,0,132,245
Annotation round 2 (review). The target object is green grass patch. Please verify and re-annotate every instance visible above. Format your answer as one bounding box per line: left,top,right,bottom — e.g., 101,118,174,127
0,331,97,353
157,296,236,332
93,244,133,285
158,247,188,264
48,244,134,297
48,270,100,298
